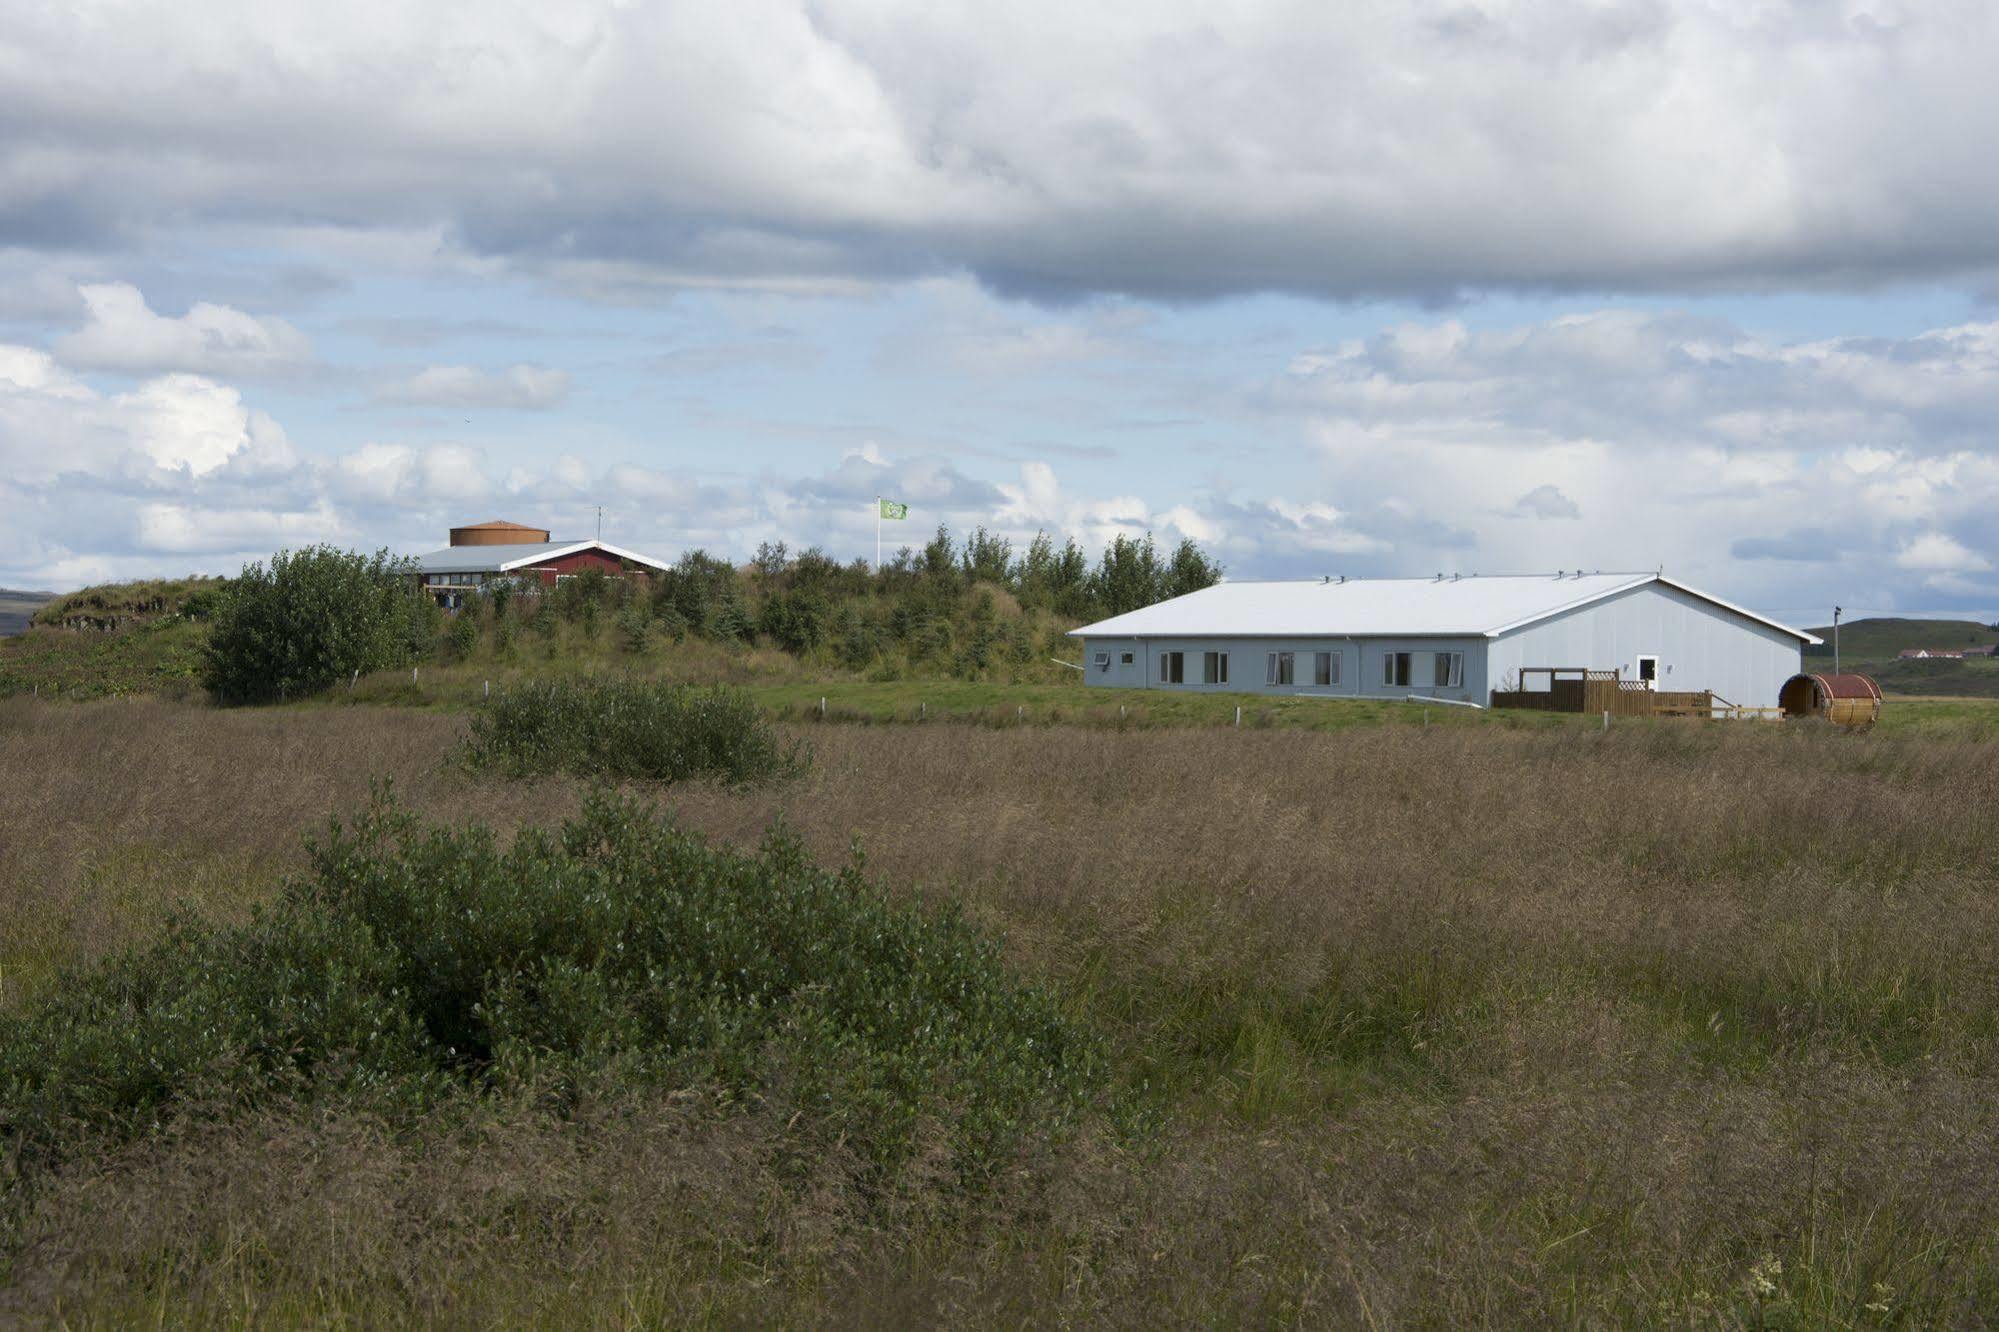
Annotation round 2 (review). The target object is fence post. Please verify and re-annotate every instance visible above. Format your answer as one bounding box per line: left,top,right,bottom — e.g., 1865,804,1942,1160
413,666,419,684
919,702,926,721
1017,705,1024,721
350,669,358,691
1119,704,1126,720
1602,710,1610,731
484,679,490,699
819,696,826,718
1235,705,1242,728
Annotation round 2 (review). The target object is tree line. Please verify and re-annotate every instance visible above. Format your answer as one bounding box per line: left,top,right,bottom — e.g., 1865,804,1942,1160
200,526,1224,703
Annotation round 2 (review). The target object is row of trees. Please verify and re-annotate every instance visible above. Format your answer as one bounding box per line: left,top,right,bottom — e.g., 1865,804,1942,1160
199,526,1224,702
751,526,1222,618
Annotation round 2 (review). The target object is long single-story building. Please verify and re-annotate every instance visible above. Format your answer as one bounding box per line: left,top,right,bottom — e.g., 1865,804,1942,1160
415,519,671,608
1068,572,1820,709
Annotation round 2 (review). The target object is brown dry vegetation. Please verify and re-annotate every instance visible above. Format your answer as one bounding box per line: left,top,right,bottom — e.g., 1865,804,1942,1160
4,696,1999,1325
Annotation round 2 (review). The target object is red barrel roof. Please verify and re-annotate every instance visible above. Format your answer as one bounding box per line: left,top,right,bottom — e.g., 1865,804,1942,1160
1807,672,1882,701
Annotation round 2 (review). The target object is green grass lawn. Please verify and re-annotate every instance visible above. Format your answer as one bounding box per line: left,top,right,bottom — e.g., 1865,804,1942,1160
325,666,1999,738
748,678,1565,731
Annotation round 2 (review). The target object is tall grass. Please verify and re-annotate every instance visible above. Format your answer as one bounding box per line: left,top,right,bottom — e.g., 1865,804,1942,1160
7,699,1999,1323
464,678,808,784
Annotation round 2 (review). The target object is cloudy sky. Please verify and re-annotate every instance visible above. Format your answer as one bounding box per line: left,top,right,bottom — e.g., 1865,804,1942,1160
4,1,1999,622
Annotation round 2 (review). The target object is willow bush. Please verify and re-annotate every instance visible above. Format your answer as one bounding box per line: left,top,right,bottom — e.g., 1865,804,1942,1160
0,793,1096,1193
465,678,807,784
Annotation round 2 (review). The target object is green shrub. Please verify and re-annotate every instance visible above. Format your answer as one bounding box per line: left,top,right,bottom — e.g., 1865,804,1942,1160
447,610,479,660
201,547,436,704
465,678,808,784
615,602,651,654
0,794,1095,1191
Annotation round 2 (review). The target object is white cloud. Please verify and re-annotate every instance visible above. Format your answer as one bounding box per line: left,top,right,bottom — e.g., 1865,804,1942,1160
7,3,1999,300
1895,532,1992,573
134,501,343,556
55,283,312,376
378,364,571,410
0,345,290,481
328,442,494,506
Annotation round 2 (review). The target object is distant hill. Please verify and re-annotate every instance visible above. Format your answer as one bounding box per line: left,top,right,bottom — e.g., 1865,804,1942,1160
0,588,54,638
1803,617,1999,662
1801,616,1999,698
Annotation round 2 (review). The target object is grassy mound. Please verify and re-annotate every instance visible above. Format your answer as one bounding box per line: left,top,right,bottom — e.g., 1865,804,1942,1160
0,793,1095,1195
466,678,808,784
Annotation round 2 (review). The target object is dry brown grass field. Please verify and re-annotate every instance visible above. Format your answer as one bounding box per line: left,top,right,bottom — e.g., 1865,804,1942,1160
4,696,1999,1325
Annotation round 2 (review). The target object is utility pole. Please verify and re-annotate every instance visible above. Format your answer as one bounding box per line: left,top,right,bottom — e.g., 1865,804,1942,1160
1833,605,1842,674
596,505,603,541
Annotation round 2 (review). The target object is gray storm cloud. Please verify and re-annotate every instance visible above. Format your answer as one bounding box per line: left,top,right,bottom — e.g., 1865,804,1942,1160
4,1,1999,300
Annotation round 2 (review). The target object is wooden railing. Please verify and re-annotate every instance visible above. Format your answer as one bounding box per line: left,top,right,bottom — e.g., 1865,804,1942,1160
1491,666,1729,720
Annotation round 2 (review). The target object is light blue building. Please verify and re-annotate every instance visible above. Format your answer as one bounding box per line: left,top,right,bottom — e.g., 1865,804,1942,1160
1068,572,1820,709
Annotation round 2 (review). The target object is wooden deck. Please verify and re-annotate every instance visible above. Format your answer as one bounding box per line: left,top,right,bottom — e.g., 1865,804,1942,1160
1491,667,1771,720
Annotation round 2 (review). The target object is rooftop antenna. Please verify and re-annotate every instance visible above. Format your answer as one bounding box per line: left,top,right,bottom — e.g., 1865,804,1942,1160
596,505,603,541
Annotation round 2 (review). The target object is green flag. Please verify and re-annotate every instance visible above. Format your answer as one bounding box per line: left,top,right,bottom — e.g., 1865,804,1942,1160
878,499,909,520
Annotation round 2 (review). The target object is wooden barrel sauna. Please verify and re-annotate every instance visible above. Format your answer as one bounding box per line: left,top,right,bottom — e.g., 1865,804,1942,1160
1778,672,1882,727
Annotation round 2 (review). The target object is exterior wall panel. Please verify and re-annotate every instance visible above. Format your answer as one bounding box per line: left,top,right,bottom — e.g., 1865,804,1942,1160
1486,582,1801,708
520,548,637,584
1079,635,1488,702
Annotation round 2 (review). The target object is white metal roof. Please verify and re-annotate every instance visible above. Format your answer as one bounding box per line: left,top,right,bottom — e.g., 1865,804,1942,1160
415,540,672,575
1067,573,1821,644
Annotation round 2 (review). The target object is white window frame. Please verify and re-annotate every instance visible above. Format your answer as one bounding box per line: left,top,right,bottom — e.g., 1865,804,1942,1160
1433,651,1463,688
1120,651,1135,666
1266,651,1295,686
1314,651,1340,687
1635,654,1659,688
1202,651,1229,685
1159,651,1185,684
1093,651,1110,672
1383,651,1413,687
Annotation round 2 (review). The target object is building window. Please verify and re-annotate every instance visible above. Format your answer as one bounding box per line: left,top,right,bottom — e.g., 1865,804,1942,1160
1093,652,1110,673
1635,654,1659,686
1266,651,1295,686
1120,651,1135,666
1159,651,1185,684
1433,652,1463,688
1383,651,1414,687
1315,651,1339,687
1203,651,1229,684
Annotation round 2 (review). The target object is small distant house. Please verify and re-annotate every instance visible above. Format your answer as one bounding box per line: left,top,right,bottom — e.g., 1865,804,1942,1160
1069,571,1820,709
1899,647,1966,660
415,519,671,608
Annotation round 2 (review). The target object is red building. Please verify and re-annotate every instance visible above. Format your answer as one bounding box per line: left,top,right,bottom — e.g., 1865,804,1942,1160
416,519,671,607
